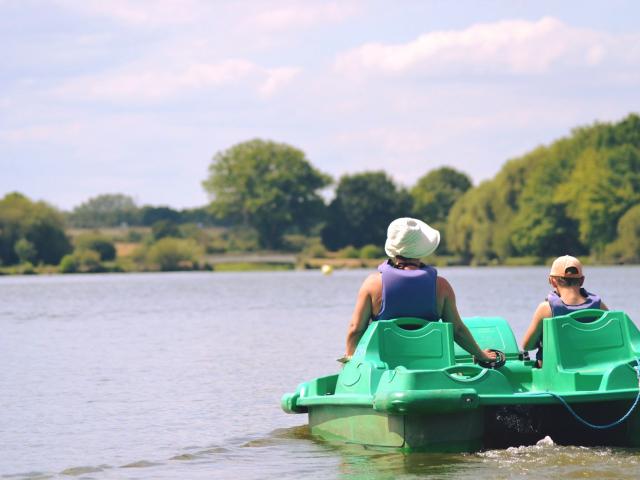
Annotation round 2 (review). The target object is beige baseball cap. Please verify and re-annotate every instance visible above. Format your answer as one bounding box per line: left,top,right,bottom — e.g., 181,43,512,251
550,255,583,278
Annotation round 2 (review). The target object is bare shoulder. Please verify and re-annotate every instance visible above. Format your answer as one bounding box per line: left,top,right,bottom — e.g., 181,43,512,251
534,301,552,318
436,276,454,297
361,272,382,293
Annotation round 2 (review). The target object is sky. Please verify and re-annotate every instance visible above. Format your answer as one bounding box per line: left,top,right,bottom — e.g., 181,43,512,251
2,0,640,211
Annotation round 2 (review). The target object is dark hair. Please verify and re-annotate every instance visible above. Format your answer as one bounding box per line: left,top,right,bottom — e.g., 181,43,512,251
391,256,423,269
552,276,583,287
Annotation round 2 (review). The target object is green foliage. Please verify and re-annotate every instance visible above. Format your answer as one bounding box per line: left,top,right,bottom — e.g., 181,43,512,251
203,139,331,249
180,206,217,226
303,240,328,259
74,233,116,261
446,182,496,262
447,113,640,262
411,167,472,224
69,194,139,228
337,245,360,259
213,262,294,272
126,229,145,242
140,206,181,226
14,238,36,264
322,171,413,250
0,192,72,266
359,244,384,259
145,238,202,271
605,204,640,263
151,220,181,240
223,227,259,253
557,146,640,252
59,250,103,273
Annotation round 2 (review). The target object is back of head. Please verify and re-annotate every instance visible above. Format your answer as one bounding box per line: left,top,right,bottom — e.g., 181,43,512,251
550,255,584,287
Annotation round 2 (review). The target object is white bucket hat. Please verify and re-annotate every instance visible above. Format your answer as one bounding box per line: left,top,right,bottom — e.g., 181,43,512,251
384,218,440,259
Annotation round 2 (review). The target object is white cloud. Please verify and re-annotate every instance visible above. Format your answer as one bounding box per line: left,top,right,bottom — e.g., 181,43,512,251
335,17,640,77
258,67,301,98
54,59,301,102
247,1,359,31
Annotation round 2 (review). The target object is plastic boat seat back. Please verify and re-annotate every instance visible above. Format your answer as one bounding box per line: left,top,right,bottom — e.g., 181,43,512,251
371,318,456,370
454,317,520,362
543,310,638,373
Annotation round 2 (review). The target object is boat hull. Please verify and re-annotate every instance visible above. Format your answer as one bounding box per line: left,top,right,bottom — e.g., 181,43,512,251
307,399,640,452
309,405,484,452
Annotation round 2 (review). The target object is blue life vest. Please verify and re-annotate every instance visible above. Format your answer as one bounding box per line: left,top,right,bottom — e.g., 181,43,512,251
547,289,601,317
536,288,602,364
375,260,439,321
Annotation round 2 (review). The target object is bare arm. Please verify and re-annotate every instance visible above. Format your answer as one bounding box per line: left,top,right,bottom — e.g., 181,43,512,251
345,275,375,357
438,277,494,362
521,301,551,351
600,301,609,311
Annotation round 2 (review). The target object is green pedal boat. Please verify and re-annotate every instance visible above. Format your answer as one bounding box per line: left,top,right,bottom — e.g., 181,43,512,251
282,310,640,451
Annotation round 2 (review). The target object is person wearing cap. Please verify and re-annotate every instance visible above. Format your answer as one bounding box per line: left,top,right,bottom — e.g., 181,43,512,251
343,217,496,364
521,255,608,366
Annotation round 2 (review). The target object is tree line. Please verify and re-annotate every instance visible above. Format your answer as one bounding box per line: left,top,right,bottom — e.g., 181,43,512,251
1,113,639,269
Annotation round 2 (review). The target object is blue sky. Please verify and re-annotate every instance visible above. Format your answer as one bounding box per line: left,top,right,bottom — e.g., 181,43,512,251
2,0,639,210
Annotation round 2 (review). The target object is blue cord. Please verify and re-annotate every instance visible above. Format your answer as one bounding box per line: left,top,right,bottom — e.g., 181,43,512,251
528,358,640,430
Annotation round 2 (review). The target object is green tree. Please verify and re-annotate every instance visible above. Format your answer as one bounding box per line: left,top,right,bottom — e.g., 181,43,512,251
14,238,36,264
447,113,640,262
69,194,139,228
146,238,201,271
0,192,72,265
151,220,180,240
74,233,117,261
605,204,640,263
180,206,217,226
446,182,498,262
59,250,103,274
411,167,472,224
557,146,640,253
203,139,331,249
411,167,472,254
321,171,413,250
140,206,181,226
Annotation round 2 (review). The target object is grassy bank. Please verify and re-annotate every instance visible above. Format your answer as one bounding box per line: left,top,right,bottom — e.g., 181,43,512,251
0,227,630,276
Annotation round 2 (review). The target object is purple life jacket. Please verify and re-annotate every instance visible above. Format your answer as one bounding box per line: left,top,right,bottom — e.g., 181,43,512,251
375,260,439,321
536,288,602,364
547,289,601,317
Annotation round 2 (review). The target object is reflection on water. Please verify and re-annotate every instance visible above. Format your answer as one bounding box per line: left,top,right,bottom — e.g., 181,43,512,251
1,268,640,479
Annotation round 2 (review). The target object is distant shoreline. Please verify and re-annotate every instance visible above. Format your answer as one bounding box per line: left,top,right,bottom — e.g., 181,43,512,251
0,254,633,276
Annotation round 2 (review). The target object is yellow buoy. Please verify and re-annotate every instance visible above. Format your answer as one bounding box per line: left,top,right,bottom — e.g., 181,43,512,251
321,264,333,275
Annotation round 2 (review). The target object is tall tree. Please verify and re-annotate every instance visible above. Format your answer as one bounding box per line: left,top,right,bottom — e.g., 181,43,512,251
140,206,182,226
411,167,472,253
321,171,413,250
0,192,72,265
447,113,640,262
605,204,640,263
69,194,139,228
203,139,331,249
411,167,472,224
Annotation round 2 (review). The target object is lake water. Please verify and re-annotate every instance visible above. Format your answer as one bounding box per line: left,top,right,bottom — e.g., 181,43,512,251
2,266,640,479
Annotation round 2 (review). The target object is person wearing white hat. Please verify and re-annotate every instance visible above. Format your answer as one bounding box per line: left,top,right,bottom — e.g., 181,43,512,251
342,217,496,364
521,255,609,366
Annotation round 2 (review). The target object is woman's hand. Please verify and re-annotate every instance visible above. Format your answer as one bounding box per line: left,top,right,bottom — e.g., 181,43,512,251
479,349,497,363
